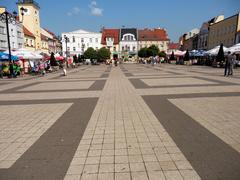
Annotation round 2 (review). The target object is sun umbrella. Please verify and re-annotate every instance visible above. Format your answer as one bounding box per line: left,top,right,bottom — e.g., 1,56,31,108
0,52,19,61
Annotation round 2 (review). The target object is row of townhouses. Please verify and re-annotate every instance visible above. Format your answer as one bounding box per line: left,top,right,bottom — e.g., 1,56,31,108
0,0,61,54
62,28,170,59
179,13,240,51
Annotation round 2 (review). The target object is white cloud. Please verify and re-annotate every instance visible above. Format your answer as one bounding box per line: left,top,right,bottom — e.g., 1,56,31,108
67,12,72,16
73,7,80,14
67,6,81,16
90,1,97,6
89,1,103,16
91,7,103,16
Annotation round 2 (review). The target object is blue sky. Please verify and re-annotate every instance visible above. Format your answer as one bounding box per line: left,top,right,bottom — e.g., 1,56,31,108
1,0,240,42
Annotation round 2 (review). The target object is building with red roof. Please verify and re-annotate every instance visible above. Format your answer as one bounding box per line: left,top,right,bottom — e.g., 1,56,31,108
101,28,120,59
138,28,170,52
23,26,36,51
167,42,180,54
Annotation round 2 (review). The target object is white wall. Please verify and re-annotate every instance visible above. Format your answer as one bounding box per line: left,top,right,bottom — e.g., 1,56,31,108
62,30,102,56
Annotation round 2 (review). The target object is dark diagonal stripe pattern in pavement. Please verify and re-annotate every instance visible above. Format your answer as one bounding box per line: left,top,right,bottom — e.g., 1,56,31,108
0,98,98,180
143,95,240,180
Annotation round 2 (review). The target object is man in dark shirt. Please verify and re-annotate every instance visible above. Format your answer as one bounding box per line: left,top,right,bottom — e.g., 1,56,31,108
224,52,231,76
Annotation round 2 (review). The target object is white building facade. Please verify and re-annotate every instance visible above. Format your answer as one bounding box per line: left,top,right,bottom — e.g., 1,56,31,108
0,21,24,52
62,29,102,57
119,28,138,60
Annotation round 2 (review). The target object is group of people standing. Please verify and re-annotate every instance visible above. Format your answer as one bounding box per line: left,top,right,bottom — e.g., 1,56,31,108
224,52,237,76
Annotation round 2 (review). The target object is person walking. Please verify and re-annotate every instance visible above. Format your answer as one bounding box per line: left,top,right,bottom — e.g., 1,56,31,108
0,61,3,78
224,51,231,76
62,60,67,76
229,53,235,76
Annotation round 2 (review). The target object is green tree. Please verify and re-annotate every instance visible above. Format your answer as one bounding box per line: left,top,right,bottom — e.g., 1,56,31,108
97,47,111,62
159,51,166,57
50,52,58,66
148,45,160,56
84,47,97,60
138,47,148,58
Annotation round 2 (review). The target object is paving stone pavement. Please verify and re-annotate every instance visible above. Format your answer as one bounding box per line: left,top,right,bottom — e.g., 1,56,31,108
0,64,240,180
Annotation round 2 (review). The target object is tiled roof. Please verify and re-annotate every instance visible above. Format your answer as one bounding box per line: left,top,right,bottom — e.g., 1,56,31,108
168,43,179,50
23,26,35,38
43,28,56,38
138,28,169,41
41,33,48,41
101,29,120,45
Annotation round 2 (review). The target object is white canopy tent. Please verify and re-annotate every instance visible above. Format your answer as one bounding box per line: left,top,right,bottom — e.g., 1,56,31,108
5,48,43,60
206,45,227,56
226,43,240,54
167,50,186,56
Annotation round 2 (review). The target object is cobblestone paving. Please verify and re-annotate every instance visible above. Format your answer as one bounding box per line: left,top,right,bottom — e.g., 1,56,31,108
0,64,240,180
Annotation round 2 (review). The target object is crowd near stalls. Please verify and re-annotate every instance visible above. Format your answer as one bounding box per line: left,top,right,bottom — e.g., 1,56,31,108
0,49,68,78
164,43,240,67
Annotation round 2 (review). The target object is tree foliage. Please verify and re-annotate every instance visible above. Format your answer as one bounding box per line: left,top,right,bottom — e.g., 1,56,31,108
97,47,111,61
138,45,160,58
148,45,160,57
159,51,166,57
84,47,97,59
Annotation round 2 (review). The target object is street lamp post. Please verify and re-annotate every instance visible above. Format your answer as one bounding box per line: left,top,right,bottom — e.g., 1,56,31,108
0,11,17,63
64,35,69,67
0,8,25,77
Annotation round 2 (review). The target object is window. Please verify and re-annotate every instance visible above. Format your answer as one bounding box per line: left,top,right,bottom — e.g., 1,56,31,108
122,46,124,51
11,29,14,36
0,26,5,34
18,43,23,48
0,40,6,48
96,38,98,43
12,42,15,48
133,46,136,51
30,39,33,46
73,36,75,43
73,47,76,51
90,38,92,43
17,31,22,38
81,38,84,42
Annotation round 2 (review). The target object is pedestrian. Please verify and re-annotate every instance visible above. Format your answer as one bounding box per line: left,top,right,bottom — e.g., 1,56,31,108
0,61,3,78
62,60,67,76
224,51,231,76
229,53,235,76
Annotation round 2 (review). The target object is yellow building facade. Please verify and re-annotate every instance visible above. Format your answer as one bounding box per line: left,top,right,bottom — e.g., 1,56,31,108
17,0,42,51
208,13,240,49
